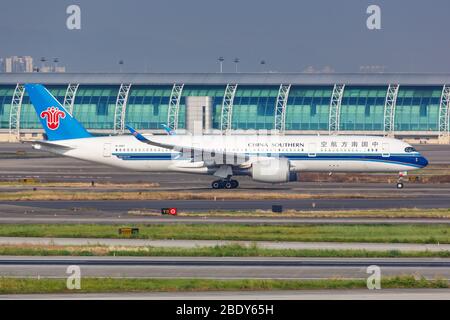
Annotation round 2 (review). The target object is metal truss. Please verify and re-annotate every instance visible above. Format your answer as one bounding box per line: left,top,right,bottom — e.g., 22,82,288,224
439,84,450,138
63,83,79,116
167,84,184,130
8,84,25,139
328,84,345,135
274,84,291,134
383,84,400,136
113,83,132,134
220,84,238,134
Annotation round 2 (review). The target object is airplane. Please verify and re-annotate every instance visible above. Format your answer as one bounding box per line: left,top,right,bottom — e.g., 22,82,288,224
24,84,428,189
161,124,176,135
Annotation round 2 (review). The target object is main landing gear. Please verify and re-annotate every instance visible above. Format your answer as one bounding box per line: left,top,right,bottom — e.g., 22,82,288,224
211,179,239,189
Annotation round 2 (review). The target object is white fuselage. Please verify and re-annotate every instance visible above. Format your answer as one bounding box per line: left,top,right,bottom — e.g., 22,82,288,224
33,134,428,178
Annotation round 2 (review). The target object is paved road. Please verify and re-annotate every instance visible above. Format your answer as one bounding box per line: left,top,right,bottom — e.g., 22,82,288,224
1,237,449,252
0,257,449,280
3,289,449,300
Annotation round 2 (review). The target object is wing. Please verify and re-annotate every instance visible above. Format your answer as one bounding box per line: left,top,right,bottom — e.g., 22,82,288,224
126,125,250,167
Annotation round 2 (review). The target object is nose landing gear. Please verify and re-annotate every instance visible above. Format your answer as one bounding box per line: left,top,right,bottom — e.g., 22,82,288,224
396,171,407,189
211,179,239,189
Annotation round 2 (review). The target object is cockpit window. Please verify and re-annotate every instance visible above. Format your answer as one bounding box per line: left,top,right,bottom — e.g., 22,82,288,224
404,147,416,153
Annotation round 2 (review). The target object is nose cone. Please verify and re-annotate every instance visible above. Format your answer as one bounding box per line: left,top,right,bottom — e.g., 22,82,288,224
419,154,429,168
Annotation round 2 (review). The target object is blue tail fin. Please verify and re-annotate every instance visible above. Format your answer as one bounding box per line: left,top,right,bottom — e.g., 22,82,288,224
25,84,92,141
161,124,176,135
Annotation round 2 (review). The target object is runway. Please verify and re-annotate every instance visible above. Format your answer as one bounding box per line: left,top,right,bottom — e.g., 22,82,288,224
3,289,449,300
0,256,449,280
2,237,450,252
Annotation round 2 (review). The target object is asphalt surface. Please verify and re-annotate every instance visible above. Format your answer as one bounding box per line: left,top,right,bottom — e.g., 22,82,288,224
0,142,449,186
1,196,450,217
0,143,449,223
0,256,449,280
3,289,449,300
1,142,450,215
1,237,449,252
0,213,449,225
1,154,446,192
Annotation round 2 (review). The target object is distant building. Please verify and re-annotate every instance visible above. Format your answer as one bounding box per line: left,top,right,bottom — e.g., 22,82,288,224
0,56,33,73
38,65,66,73
0,56,66,73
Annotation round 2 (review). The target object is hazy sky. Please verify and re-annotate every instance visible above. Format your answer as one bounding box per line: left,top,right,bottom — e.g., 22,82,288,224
1,0,449,73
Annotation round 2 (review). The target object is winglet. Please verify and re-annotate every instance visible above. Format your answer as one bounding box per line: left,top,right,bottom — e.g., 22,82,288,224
161,124,176,135
126,125,173,150
126,125,149,143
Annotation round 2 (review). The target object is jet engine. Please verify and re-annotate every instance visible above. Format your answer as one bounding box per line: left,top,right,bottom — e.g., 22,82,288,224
250,158,297,183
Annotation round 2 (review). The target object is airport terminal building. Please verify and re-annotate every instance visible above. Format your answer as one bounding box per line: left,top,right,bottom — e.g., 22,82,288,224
0,73,449,143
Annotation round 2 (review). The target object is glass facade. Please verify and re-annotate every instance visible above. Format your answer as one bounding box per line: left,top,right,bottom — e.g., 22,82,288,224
286,86,333,130
340,86,387,131
395,86,441,131
230,86,279,130
0,84,446,133
71,85,118,129
126,86,172,129
0,86,14,129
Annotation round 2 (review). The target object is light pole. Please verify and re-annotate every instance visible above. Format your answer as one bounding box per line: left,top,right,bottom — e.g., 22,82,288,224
218,56,224,73
53,58,59,72
260,60,266,72
233,57,240,73
119,60,124,73
40,57,46,72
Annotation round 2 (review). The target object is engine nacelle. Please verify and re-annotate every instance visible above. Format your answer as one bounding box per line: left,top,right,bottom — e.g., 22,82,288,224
250,158,297,183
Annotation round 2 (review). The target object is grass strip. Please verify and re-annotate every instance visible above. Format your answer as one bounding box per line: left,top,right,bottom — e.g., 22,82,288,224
0,244,449,258
0,223,448,244
0,276,447,294
0,182,159,188
0,190,425,201
129,208,450,218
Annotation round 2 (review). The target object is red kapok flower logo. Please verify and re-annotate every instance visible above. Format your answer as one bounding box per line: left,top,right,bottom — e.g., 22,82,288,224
40,106,66,130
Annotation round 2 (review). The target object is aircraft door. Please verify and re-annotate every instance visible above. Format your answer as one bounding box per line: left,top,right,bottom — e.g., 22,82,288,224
307,142,317,157
103,143,111,157
382,143,390,157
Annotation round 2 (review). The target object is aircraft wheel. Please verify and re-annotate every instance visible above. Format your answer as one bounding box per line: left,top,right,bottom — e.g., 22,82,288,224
231,180,239,189
212,181,222,189
224,181,233,189
396,182,404,189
